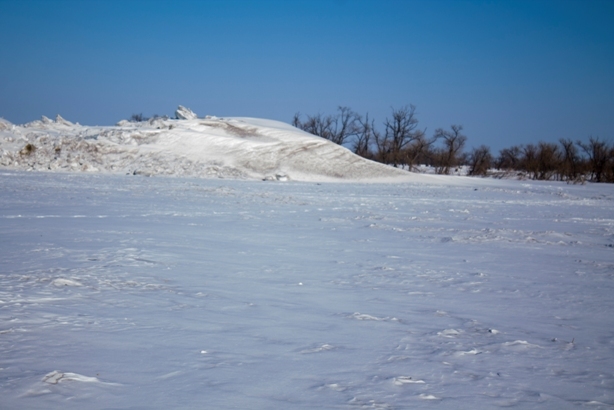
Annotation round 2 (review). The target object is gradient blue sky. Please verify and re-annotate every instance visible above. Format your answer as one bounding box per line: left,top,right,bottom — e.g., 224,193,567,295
1,0,613,151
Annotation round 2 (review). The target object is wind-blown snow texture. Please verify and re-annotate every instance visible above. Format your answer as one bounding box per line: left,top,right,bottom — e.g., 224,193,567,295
1,170,613,409
0,109,412,183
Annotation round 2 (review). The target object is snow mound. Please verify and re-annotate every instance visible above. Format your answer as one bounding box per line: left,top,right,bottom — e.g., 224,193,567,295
0,106,423,182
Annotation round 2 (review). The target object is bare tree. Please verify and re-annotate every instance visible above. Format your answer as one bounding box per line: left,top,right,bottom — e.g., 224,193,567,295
353,114,377,158
292,112,301,128
292,107,361,146
381,105,425,167
496,145,522,170
468,145,493,176
536,142,561,180
559,138,581,181
433,125,467,174
403,133,437,171
607,145,614,183
373,125,391,164
130,113,147,122
293,112,334,139
577,137,610,182
331,106,361,145
302,113,335,140
520,144,539,179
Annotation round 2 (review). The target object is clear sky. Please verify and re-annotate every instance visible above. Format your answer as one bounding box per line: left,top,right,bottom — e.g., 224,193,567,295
1,0,613,151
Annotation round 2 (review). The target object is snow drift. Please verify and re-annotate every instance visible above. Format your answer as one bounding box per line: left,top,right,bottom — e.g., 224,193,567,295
0,107,412,182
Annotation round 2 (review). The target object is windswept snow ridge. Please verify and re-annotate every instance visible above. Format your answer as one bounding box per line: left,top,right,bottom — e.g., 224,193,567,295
0,107,412,182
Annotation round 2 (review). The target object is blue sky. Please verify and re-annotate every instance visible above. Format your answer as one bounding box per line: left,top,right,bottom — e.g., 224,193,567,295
1,0,612,151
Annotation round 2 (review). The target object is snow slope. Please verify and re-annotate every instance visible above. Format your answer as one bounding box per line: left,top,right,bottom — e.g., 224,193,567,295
0,107,416,182
1,170,613,409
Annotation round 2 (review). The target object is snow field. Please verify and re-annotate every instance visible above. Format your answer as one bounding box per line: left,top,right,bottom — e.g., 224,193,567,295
0,171,613,409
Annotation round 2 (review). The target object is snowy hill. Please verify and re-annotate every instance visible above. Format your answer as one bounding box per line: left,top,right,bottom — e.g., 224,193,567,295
0,106,417,182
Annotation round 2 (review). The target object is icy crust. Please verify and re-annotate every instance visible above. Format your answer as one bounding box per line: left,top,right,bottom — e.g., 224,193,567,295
0,109,413,182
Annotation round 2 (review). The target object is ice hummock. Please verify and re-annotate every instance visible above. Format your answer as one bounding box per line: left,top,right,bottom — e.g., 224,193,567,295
175,105,197,120
0,106,423,182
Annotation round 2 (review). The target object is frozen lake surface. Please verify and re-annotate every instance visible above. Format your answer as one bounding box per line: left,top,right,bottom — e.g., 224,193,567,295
1,171,613,409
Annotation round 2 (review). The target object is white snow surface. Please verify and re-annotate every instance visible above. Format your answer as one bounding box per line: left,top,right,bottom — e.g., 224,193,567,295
0,110,418,183
1,170,613,409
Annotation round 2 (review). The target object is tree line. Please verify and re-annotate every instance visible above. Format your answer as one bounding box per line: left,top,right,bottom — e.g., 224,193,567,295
292,106,614,183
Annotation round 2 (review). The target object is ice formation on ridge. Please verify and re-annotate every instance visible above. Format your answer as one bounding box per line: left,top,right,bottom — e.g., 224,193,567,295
0,106,417,182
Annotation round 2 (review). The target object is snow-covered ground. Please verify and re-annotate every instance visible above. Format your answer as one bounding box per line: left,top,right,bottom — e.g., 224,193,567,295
1,169,613,409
